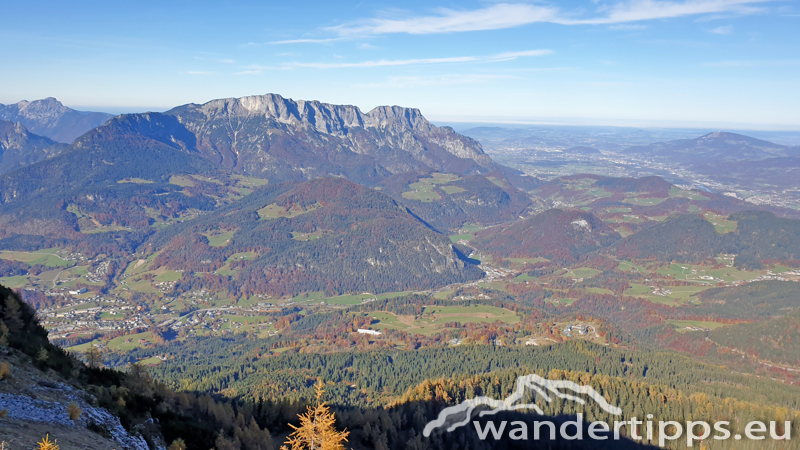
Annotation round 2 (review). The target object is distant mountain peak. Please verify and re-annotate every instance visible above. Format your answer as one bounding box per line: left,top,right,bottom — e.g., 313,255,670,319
5,97,70,119
178,93,438,138
162,93,495,181
698,131,764,142
626,130,791,164
0,98,113,143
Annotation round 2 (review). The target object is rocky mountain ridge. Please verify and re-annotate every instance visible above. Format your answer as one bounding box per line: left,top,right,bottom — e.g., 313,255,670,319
160,93,496,182
0,98,114,143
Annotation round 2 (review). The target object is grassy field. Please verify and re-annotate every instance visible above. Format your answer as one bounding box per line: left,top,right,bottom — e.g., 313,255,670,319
293,292,326,303
583,287,614,295
703,212,737,234
126,279,159,293
666,319,727,332
204,231,235,247
124,252,159,276
220,315,273,330
215,251,257,276
366,305,519,335
547,297,576,306
565,268,601,279
506,257,549,265
325,291,410,305
169,175,195,187
433,290,454,300
657,263,759,283
117,177,153,184
440,186,466,194
401,174,463,202
154,270,183,282
513,273,540,283
0,276,28,288
669,188,711,201
449,233,474,243
402,181,442,202
623,197,666,206
67,331,155,353
459,224,484,233
257,203,320,220
0,249,73,268
617,261,648,274
624,283,712,306
291,231,325,241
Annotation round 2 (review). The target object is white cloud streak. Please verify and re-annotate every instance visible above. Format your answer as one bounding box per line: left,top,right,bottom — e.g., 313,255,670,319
704,59,800,67
323,1,768,36
709,24,734,33
280,49,551,69
243,38,345,46
568,0,767,25
360,74,520,88
327,4,558,36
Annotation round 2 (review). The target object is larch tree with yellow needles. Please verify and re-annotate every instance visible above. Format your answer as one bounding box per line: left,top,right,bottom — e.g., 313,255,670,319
282,380,349,450
37,434,59,450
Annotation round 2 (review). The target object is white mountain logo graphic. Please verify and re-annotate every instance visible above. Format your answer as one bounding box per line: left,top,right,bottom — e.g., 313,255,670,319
423,374,623,437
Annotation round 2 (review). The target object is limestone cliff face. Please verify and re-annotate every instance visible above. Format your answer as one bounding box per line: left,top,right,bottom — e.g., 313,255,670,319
166,93,494,182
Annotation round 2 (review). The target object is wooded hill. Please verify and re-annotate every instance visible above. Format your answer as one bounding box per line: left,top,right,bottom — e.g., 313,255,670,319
473,209,621,262
147,177,482,296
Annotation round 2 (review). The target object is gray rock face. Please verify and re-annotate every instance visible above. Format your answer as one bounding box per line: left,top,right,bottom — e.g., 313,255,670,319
164,93,494,183
0,391,154,450
0,119,67,173
0,98,114,143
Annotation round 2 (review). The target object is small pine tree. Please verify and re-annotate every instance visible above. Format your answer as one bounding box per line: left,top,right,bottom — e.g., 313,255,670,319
283,380,349,450
85,346,101,368
37,347,49,364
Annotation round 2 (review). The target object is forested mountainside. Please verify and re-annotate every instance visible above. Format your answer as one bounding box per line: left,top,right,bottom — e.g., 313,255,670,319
141,333,799,450
376,170,536,231
145,177,482,296
0,117,238,241
610,214,723,262
472,209,621,262
0,119,67,173
0,98,114,143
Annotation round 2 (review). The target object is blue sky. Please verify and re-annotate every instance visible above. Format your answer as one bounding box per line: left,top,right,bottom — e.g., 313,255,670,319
1,0,798,129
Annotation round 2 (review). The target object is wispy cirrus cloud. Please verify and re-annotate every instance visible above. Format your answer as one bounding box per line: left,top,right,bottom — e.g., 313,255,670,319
280,49,551,69
360,74,520,88
704,59,800,67
326,3,558,36
708,24,734,33
569,0,767,25
243,38,345,46
193,56,235,63
322,1,769,36
608,23,649,30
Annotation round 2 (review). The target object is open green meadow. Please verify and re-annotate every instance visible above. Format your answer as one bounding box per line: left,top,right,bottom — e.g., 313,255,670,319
365,305,519,335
